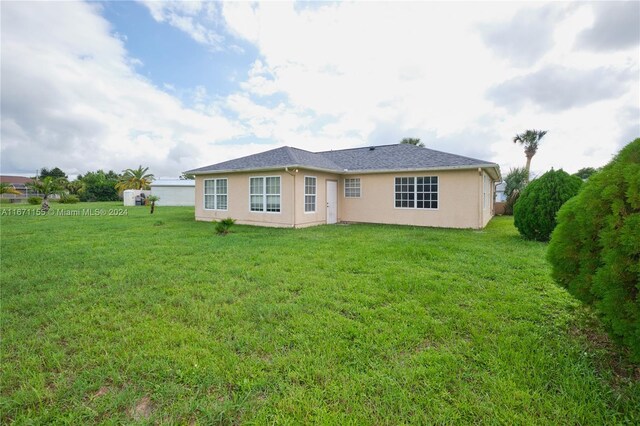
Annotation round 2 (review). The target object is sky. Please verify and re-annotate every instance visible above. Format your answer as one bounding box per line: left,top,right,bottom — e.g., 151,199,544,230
1,1,638,179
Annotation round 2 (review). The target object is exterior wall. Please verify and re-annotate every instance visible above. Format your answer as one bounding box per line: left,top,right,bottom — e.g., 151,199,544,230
291,171,340,228
481,171,494,227
338,169,490,229
194,170,341,228
195,168,496,229
151,186,195,206
195,172,295,227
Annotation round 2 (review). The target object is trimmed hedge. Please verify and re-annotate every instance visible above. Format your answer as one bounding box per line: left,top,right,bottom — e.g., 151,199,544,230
547,138,640,359
514,169,582,241
27,197,42,205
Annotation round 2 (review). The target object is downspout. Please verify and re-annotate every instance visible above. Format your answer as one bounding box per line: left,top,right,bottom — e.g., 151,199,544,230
285,167,297,228
478,168,483,229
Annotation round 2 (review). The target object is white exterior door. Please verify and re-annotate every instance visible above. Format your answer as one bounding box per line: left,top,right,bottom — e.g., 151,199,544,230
326,180,337,224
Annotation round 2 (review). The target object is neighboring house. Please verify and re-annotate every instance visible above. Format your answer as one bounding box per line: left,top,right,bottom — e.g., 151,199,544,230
0,175,34,200
150,179,195,206
495,181,507,202
185,144,501,229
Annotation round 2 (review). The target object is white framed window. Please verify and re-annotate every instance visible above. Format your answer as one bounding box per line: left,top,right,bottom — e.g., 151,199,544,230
394,176,438,209
250,176,281,213
304,176,316,213
204,178,228,210
344,178,361,198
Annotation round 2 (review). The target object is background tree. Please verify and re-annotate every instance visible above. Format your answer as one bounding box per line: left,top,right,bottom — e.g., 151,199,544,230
65,180,86,196
77,170,120,202
116,166,154,191
38,167,68,181
0,183,21,196
513,129,547,182
513,169,582,241
573,167,598,180
503,167,528,215
26,177,65,209
180,172,195,180
400,138,425,147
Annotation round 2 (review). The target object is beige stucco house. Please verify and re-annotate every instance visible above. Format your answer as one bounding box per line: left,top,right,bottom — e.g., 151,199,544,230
185,144,501,229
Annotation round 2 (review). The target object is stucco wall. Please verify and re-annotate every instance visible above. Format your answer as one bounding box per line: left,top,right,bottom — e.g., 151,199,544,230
291,171,340,228
195,170,341,228
338,169,488,229
195,172,295,227
195,168,495,229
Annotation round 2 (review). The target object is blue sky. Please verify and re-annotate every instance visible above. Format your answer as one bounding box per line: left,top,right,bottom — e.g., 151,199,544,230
101,1,256,106
1,1,638,178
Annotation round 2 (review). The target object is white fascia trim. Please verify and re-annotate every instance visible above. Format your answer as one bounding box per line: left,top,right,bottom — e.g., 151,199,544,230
190,164,502,181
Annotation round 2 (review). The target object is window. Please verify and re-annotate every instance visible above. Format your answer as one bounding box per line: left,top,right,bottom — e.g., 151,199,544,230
395,176,438,209
250,176,281,212
483,173,488,209
344,178,361,198
204,178,227,210
304,176,316,212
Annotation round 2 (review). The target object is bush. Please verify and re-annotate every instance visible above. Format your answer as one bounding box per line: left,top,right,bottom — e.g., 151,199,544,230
547,138,640,359
514,169,582,241
215,218,236,235
28,197,42,205
503,167,528,215
58,194,79,204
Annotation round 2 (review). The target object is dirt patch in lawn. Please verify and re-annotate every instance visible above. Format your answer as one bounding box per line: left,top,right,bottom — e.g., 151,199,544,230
131,396,153,421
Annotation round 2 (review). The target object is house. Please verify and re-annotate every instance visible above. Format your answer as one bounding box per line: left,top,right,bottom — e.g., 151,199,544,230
0,175,34,200
150,179,195,206
185,144,501,229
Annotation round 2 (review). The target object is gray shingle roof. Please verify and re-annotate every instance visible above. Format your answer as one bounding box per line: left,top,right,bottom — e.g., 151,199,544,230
187,144,499,176
187,146,342,174
319,144,497,171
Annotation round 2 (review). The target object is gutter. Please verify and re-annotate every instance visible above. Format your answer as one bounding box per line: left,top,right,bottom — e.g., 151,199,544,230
188,163,501,179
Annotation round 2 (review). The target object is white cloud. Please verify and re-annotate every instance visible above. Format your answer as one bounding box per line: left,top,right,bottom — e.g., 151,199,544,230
0,1,246,177
139,0,226,51
220,1,638,174
1,1,637,181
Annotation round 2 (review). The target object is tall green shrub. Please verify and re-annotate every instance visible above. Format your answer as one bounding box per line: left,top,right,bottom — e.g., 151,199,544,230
547,138,640,359
503,167,528,215
513,169,582,241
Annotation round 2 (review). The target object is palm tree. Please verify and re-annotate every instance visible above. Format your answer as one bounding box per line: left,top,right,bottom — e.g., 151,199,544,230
513,129,547,182
65,180,86,196
400,138,425,147
26,177,64,209
115,166,154,192
0,182,21,196
147,195,159,214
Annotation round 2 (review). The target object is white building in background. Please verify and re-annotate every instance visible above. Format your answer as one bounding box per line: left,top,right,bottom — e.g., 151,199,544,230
123,189,151,206
150,179,195,206
495,182,507,202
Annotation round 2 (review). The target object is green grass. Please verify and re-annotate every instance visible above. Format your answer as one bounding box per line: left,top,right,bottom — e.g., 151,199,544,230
1,203,638,424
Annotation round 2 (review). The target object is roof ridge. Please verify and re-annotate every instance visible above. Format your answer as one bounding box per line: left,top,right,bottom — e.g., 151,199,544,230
315,143,400,154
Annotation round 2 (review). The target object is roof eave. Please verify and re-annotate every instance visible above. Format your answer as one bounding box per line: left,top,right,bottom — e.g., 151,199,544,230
342,164,501,178
187,163,501,180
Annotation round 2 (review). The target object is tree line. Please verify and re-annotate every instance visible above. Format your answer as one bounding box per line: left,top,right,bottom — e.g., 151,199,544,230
21,166,157,204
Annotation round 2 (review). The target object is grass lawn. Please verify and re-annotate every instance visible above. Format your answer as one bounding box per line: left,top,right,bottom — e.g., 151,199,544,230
1,202,638,424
